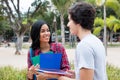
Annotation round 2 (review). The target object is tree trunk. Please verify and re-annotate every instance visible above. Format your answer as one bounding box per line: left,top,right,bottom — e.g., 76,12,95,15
60,14,65,46
15,34,24,55
110,31,113,44
53,16,58,42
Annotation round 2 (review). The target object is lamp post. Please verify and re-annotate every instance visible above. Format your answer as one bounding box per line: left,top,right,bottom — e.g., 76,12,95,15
103,1,107,55
96,0,107,55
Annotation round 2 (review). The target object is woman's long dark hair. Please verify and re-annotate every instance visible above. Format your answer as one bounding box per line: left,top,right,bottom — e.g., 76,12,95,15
30,20,52,50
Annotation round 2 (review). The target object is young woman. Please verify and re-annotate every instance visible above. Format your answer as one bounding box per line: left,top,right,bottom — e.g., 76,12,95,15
27,20,70,80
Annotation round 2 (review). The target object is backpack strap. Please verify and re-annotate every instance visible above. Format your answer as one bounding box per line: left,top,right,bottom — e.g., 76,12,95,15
29,48,37,80
29,48,34,64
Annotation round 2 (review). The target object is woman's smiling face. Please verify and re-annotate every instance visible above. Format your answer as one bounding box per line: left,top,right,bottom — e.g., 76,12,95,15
40,24,50,43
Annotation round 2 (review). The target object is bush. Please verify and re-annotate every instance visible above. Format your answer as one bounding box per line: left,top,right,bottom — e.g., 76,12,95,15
0,66,27,80
107,64,120,80
70,63,120,80
0,64,120,80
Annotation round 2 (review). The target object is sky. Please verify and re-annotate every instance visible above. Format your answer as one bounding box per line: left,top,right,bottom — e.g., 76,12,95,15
13,0,34,13
20,0,34,12
9,0,35,13
10,0,51,13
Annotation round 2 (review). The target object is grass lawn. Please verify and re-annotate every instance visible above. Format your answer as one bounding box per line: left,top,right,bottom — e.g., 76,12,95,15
0,64,120,80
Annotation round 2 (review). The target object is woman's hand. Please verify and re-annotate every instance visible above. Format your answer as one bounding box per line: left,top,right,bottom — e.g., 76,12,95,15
64,70,75,79
57,70,75,80
36,72,46,80
27,64,40,79
27,65,35,79
58,70,75,80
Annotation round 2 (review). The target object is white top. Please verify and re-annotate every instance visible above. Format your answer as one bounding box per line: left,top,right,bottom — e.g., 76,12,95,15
75,34,108,80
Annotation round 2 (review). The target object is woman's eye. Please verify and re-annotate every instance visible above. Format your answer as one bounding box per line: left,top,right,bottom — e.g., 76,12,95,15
41,29,50,33
41,30,45,33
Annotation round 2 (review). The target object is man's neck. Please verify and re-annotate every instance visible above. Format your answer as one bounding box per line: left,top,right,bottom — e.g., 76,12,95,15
78,29,91,40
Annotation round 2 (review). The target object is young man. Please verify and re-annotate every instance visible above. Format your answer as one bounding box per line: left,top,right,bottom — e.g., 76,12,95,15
58,2,107,80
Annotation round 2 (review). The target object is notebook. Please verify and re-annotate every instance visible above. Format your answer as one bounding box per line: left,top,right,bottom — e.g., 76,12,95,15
31,55,39,66
37,53,69,75
39,53,62,70
31,51,53,66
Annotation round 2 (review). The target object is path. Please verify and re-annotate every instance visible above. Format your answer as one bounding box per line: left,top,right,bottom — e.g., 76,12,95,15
0,46,120,69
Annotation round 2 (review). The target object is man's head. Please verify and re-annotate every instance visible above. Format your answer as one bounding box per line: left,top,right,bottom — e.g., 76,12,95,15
68,2,96,31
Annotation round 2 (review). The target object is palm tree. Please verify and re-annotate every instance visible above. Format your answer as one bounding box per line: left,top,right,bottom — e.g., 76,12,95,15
106,16,120,43
93,16,120,43
106,0,120,18
51,0,74,45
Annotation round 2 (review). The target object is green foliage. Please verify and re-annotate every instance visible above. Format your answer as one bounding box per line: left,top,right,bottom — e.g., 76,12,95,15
57,30,61,35
22,19,28,25
107,64,120,80
0,20,10,35
93,27,102,36
108,44,120,47
106,0,120,18
106,16,116,30
93,17,104,36
93,16,120,36
31,0,50,18
107,16,120,32
85,0,96,5
70,63,120,80
0,64,120,80
51,0,74,15
41,12,54,31
94,17,104,27
0,66,27,80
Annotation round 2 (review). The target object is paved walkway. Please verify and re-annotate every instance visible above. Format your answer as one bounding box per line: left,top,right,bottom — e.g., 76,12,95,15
0,46,120,69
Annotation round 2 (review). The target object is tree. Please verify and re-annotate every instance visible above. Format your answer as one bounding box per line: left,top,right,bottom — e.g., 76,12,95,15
93,16,120,43
51,0,74,45
1,0,32,55
2,0,49,55
106,16,120,43
106,0,120,18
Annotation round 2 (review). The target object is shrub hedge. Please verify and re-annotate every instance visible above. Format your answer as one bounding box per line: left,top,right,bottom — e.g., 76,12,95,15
0,64,120,80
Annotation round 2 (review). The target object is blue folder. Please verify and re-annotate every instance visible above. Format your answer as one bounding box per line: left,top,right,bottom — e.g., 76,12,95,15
39,53,62,70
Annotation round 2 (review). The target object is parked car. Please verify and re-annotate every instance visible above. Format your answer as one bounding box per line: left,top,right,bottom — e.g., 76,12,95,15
11,36,29,42
23,36,29,42
112,37,118,42
11,36,17,42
